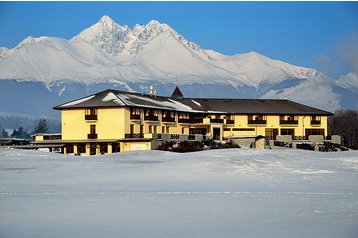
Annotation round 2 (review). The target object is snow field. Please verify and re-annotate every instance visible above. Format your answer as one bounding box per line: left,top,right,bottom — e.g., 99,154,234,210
0,148,357,237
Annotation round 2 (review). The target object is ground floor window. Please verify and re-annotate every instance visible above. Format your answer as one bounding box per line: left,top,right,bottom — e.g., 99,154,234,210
100,143,108,154
90,144,96,155
65,144,74,154
189,128,207,135
77,144,86,154
112,143,121,153
305,129,324,139
265,128,278,140
281,129,295,137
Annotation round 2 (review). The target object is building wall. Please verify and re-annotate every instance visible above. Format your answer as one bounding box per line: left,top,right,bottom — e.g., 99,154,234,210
61,108,126,140
59,106,329,155
223,115,328,138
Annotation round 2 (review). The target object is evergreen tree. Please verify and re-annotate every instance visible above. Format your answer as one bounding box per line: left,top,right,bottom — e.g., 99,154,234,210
0,124,9,138
34,119,49,134
11,126,30,139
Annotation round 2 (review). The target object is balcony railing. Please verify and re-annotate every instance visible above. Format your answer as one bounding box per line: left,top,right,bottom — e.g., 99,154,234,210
178,118,203,124
280,120,298,125
87,133,97,139
248,120,267,124
311,120,321,125
125,133,144,138
226,119,235,124
178,118,190,123
162,117,176,122
211,118,224,123
144,115,159,121
85,115,97,120
130,114,140,120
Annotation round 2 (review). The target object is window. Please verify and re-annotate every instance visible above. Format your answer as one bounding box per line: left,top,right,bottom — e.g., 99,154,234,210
232,128,255,131
305,129,324,138
90,125,96,134
130,108,141,120
85,108,98,120
223,128,231,131
77,144,86,154
281,129,295,136
154,126,157,134
162,126,165,133
86,108,97,115
130,124,134,134
140,125,143,135
112,143,120,153
182,127,185,134
149,125,153,133
100,144,108,154
166,126,170,134
65,145,74,154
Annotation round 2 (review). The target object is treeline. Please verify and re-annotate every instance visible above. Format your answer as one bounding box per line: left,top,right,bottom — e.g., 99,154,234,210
328,109,358,149
0,119,51,139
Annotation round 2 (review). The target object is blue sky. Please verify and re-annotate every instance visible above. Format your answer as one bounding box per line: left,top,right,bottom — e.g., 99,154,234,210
0,1,357,73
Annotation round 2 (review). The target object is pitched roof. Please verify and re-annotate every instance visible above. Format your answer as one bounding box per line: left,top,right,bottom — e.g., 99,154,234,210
171,86,184,99
53,89,333,116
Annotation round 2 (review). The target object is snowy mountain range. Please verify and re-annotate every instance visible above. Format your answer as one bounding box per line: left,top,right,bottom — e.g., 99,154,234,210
0,15,357,120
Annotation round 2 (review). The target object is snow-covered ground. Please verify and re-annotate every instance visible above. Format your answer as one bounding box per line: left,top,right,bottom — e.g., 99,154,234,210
0,148,357,238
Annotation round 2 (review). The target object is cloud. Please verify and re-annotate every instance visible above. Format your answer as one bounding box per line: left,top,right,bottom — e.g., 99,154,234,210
336,72,358,94
315,53,334,76
336,31,358,73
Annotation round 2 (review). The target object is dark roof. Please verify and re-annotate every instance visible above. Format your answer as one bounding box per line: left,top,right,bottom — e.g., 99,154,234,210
53,89,333,116
171,86,184,99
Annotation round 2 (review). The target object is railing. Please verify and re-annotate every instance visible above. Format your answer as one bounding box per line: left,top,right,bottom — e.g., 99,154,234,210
85,115,97,120
130,114,140,120
311,120,321,125
125,133,144,138
248,120,267,124
211,118,224,123
178,118,203,124
87,133,97,139
144,115,159,121
226,119,235,124
162,117,176,122
280,120,298,125
178,118,190,123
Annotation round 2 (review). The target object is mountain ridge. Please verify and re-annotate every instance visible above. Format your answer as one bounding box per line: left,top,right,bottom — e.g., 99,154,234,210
0,15,356,118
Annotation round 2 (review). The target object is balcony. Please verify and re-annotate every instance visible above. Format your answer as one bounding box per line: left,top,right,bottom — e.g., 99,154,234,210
248,120,267,124
85,115,97,120
162,117,176,122
130,114,141,120
226,119,235,125
178,118,203,124
178,118,190,123
311,120,321,125
280,120,298,125
87,133,97,139
211,118,224,123
144,115,159,121
125,133,144,138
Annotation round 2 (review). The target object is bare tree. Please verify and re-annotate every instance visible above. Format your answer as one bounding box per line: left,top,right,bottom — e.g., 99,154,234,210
329,109,358,149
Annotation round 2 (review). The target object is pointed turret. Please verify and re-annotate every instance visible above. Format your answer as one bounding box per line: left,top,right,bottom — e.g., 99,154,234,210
171,86,184,99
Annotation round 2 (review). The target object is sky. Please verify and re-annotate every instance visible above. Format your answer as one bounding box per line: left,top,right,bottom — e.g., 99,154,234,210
0,1,357,74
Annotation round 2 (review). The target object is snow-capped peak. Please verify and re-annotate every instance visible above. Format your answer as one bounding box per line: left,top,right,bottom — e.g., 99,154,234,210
17,36,48,48
71,16,130,55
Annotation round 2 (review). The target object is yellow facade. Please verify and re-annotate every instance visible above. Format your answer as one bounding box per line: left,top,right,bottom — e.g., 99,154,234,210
56,105,329,155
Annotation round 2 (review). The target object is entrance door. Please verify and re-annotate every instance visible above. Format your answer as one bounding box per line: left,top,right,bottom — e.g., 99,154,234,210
213,127,221,141
90,144,96,155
